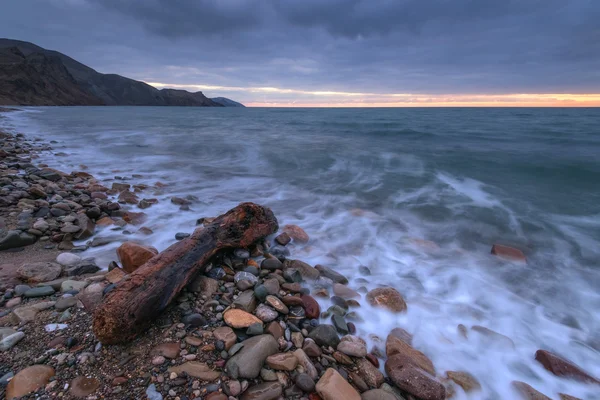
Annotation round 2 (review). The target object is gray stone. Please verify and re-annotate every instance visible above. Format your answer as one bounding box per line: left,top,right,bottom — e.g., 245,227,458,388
255,304,278,322
55,296,77,311
240,381,282,400
261,258,283,271
175,232,190,240
332,314,349,334
61,280,88,292
24,286,55,298
188,276,219,296
233,290,258,313
226,334,278,379
315,265,349,284
260,368,277,381
361,389,399,400
246,323,264,336
0,229,36,250
17,262,62,282
64,261,99,276
295,373,316,392
14,285,31,296
308,324,340,348
56,253,82,267
0,331,25,351
262,279,280,295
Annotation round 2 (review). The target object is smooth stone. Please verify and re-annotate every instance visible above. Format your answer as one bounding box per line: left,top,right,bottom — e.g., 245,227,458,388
247,322,264,336
17,262,62,283
56,253,81,267
233,290,257,313
168,362,221,381
6,365,55,399
316,368,361,400
261,258,283,271
534,349,599,383
295,373,316,392
0,331,25,351
24,286,55,298
385,355,445,400
446,370,481,392
265,295,289,314
331,314,349,334
386,334,435,375
315,264,348,284
70,376,100,397
240,381,282,400
294,348,318,380
226,334,278,379
338,335,367,357
366,287,407,313
151,342,181,359
356,358,385,389
266,352,298,371
308,324,340,348
60,280,88,292
213,326,237,350
182,313,207,327
301,295,320,319
361,389,397,400
175,232,190,240
255,304,279,322
54,296,77,310
224,309,263,328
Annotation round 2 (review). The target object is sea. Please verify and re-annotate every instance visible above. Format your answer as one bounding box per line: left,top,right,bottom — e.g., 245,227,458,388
1,107,599,399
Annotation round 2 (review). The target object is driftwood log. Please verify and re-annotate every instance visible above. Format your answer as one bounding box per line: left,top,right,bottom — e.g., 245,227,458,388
93,202,278,344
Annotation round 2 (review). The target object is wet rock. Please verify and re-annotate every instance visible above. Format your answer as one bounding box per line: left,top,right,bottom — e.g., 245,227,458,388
338,335,367,357
6,365,55,399
366,287,407,312
355,358,384,389
294,348,319,380
206,267,226,280
315,264,348,284
389,327,413,345
275,232,291,246
261,258,283,271
226,334,278,379
233,290,258,313
214,327,237,350
266,352,298,371
116,241,158,273
316,368,361,400
151,342,181,359
286,259,319,280
385,354,445,400
386,333,435,375
471,326,515,348
241,381,283,400
24,286,55,298
265,295,289,314
446,370,481,392
70,376,100,397
512,381,551,400
491,244,527,262
168,362,221,381
255,304,279,322
332,283,360,299
309,324,340,348
224,309,263,328
301,294,320,319
282,224,309,243
332,314,349,334
534,349,599,383
17,262,62,283
175,232,190,240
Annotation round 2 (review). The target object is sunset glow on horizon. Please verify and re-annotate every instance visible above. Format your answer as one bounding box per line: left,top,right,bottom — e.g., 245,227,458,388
148,82,600,107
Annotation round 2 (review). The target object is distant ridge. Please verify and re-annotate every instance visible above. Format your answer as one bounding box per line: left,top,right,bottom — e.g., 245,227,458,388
211,97,245,107
0,39,243,107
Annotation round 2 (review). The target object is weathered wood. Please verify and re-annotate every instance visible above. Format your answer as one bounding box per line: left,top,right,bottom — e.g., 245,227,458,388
93,202,278,344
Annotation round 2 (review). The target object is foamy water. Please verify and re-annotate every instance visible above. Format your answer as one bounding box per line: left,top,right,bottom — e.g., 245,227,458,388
2,107,599,399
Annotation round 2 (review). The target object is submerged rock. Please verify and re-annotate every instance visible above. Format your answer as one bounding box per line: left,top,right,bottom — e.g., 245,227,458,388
534,350,599,384
491,244,527,263
366,287,407,313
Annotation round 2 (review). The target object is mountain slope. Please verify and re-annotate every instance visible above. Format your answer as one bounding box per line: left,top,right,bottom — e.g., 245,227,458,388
0,39,232,107
211,97,246,107
0,47,104,106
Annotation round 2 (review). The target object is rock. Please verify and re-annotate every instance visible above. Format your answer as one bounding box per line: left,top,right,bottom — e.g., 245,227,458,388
512,381,551,400
241,381,283,400
260,368,277,381
0,331,25,351
356,358,385,388
175,232,190,240
302,339,322,357
282,224,310,243
146,384,163,400
116,241,158,273
309,324,340,348
206,394,227,400
61,280,89,292
55,296,77,310
152,356,166,365
189,275,219,296
266,352,298,371
0,229,36,251
224,309,263,329
24,286,55,298
17,262,62,282
6,297,21,307
64,260,99,276
333,283,360,299
255,304,279,322
168,362,221,381
315,265,348,284
301,294,320,319
223,380,242,396
332,314,349,334
77,282,105,312
333,350,354,365
265,295,289,314
491,244,527,262
385,354,445,400
74,214,95,240
275,232,291,246
151,342,181,359
386,333,435,375
247,322,264,336
446,371,481,392
70,376,100,397
6,365,55,399
389,327,413,345
266,321,284,339
295,373,316,392
286,260,320,280
366,287,407,312
235,271,259,290
262,278,280,295
361,389,397,400
294,349,318,380
316,368,361,400
183,313,207,327
261,258,283,270
534,349,599,383
56,252,82,266
214,326,237,350
226,334,278,379
338,335,367,357
233,290,258,313
471,326,515,348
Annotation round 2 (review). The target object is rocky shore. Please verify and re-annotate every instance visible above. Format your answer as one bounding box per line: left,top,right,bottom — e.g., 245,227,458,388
1,117,598,400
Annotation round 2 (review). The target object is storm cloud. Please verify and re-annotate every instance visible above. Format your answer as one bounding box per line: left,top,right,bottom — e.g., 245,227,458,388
1,0,599,104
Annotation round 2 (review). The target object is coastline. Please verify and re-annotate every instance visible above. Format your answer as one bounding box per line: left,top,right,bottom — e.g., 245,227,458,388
1,108,597,400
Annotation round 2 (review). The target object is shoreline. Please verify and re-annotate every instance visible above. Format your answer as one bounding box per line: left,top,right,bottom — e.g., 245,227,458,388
1,110,596,400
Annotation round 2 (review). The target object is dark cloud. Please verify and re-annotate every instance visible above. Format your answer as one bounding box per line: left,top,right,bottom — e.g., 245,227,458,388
1,0,599,104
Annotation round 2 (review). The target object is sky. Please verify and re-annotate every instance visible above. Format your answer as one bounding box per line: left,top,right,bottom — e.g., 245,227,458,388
2,0,600,106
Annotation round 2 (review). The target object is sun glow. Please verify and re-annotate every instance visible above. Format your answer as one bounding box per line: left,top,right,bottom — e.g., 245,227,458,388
147,81,600,107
